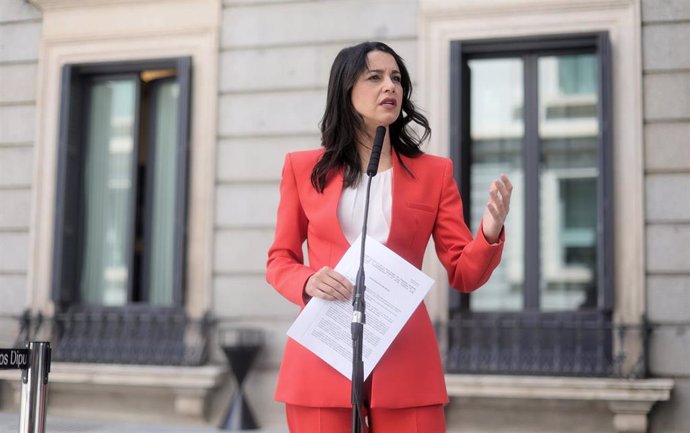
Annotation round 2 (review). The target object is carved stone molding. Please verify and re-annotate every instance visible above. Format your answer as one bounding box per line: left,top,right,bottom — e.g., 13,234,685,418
419,0,636,16
26,0,220,320
29,0,153,11
0,363,226,421
447,375,673,433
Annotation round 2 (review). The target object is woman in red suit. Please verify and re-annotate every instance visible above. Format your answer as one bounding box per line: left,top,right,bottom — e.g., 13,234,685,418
266,41,512,433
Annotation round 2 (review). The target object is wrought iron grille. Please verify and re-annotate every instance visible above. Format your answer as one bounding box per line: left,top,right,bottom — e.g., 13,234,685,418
446,312,646,378
16,309,211,366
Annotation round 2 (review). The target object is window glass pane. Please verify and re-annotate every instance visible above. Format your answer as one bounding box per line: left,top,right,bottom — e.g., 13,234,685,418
468,58,524,311
80,79,137,306
148,79,180,306
558,55,597,95
538,54,598,311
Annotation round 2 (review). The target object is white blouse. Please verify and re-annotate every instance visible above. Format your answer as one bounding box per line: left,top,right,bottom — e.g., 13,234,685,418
337,168,392,244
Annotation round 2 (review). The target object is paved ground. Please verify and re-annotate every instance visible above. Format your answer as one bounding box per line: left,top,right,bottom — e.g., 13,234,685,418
0,411,285,433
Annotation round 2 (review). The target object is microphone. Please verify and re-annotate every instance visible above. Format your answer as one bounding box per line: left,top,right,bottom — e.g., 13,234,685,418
366,126,386,176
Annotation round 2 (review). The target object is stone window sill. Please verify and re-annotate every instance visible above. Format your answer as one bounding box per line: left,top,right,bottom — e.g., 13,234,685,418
445,374,674,433
0,362,226,422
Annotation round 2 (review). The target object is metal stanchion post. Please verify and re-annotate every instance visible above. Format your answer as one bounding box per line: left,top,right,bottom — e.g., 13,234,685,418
18,341,51,433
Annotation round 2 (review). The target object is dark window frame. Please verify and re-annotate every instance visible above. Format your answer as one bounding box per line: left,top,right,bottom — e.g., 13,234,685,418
52,57,192,312
447,33,615,376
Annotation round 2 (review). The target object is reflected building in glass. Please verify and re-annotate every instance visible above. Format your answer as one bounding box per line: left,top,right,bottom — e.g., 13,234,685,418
468,54,599,312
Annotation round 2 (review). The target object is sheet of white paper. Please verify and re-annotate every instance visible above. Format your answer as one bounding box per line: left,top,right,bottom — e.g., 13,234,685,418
287,235,435,380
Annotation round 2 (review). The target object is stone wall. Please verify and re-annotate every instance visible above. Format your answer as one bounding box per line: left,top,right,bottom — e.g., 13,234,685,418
0,1,41,343
642,0,690,432
214,0,418,427
0,0,688,430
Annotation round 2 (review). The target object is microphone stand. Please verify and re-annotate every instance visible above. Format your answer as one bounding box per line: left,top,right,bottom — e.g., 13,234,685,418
351,126,385,433
350,175,372,433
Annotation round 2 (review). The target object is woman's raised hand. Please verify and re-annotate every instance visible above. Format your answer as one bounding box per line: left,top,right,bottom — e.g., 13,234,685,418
305,266,354,302
481,174,513,244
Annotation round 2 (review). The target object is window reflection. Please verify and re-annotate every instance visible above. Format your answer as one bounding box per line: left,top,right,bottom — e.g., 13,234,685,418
468,58,524,311
466,54,599,312
539,55,598,311
80,79,136,306
147,80,180,306
79,74,181,308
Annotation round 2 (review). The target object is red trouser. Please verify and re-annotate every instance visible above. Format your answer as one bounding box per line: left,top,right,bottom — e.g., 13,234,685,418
285,404,446,433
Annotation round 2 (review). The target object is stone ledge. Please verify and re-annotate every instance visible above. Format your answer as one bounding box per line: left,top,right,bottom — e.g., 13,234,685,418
445,375,674,433
0,362,226,388
29,0,176,11
51,363,225,388
445,374,674,402
0,363,227,423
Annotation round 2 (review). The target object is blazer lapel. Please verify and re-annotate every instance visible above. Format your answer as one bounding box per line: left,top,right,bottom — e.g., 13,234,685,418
321,167,350,248
388,151,418,253
318,153,420,257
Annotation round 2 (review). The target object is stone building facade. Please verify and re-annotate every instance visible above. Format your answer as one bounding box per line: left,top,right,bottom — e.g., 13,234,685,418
0,0,687,432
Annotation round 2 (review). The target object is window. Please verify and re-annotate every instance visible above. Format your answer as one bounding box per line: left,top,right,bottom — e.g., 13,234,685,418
50,58,200,364
448,34,614,376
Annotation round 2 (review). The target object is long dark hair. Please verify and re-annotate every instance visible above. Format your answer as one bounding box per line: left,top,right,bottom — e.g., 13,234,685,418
310,41,431,192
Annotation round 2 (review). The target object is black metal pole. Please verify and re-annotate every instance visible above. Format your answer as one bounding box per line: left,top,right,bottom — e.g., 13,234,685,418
351,126,385,433
351,174,374,433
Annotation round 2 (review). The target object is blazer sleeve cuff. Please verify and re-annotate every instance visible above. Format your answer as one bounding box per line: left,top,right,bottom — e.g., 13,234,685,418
287,266,315,308
476,221,505,247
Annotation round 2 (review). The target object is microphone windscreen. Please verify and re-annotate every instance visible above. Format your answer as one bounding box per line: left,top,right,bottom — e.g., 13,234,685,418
366,126,386,176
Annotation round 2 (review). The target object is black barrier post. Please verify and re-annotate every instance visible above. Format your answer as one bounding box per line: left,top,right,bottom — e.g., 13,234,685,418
0,342,51,433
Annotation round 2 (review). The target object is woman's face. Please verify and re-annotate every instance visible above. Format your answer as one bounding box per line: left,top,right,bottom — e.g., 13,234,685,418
351,50,403,133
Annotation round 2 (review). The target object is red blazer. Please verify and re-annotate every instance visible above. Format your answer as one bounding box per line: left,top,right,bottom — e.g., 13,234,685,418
266,149,504,408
